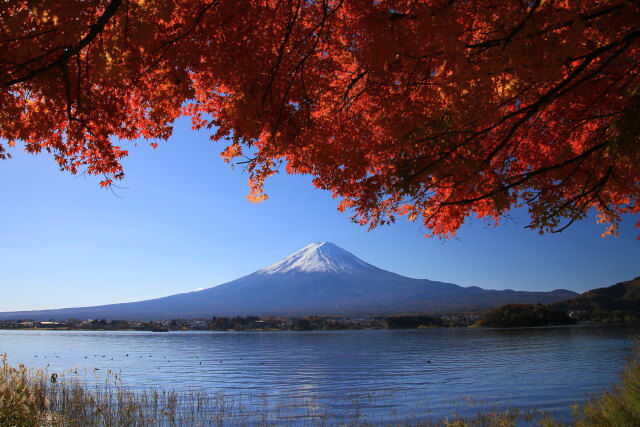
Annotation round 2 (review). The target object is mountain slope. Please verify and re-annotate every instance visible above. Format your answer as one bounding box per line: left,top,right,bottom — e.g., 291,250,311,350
553,276,640,312
0,242,578,320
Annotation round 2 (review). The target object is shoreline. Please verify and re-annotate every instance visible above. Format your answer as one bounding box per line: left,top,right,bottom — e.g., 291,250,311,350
0,321,634,333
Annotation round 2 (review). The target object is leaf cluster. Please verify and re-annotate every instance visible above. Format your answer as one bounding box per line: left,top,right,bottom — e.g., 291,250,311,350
1,0,639,237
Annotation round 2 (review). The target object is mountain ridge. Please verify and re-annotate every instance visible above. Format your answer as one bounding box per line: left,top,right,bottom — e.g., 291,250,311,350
552,276,640,312
0,242,578,320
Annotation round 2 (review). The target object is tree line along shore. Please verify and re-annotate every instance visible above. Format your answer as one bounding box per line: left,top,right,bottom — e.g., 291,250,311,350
1,301,637,332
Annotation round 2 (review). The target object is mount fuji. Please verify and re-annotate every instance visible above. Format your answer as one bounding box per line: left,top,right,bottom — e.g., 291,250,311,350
0,242,577,320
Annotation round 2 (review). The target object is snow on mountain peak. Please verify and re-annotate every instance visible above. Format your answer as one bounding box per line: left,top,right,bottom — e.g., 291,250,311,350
257,242,378,275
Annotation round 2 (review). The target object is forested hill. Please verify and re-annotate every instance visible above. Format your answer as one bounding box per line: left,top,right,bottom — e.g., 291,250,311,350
552,277,640,312
476,277,640,327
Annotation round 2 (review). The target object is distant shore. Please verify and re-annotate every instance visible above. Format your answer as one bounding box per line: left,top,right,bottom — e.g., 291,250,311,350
3,296,637,331
1,313,635,333
0,314,478,332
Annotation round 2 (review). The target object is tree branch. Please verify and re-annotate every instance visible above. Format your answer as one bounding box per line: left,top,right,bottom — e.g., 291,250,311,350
4,0,124,87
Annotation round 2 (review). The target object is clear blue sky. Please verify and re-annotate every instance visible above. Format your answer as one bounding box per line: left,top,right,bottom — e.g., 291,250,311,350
1,118,638,311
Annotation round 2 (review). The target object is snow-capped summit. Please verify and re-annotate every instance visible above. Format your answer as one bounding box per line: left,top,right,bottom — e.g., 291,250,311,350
258,241,378,275
0,241,580,320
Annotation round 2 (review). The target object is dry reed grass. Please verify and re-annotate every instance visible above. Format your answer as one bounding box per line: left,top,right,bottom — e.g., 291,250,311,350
1,352,638,426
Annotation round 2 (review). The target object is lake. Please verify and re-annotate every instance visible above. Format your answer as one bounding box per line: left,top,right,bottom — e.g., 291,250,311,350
0,324,636,424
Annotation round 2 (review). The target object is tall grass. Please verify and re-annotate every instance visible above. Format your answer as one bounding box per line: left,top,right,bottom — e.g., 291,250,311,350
1,352,638,426
572,357,640,427
0,354,46,425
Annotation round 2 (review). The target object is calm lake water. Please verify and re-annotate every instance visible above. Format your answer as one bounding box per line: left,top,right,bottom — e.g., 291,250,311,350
0,325,636,424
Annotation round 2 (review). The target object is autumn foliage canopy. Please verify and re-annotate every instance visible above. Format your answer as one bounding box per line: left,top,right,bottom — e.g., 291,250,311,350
1,0,639,237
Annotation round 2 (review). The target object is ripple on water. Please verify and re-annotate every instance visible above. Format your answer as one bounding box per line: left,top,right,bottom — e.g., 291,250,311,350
0,325,635,422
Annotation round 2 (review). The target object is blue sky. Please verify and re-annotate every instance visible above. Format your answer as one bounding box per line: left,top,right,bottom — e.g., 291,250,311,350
1,117,638,311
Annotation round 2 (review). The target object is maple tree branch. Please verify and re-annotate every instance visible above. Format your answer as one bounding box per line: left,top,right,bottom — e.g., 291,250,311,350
484,28,640,163
75,52,83,112
397,129,483,183
581,2,631,21
466,0,541,50
398,39,629,183
61,62,74,120
262,0,303,109
522,143,599,206
342,71,367,102
123,0,130,50
133,1,219,83
497,85,531,108
438,141,608,207
1,46,67,78
155,1,219,50
542,168,613,233
270,0,344,136
430,4,640,174
1,27,59,43
492,1,635,49
61,62,95,137
4,0,124,87
574,66,637,116
559,40,637,99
